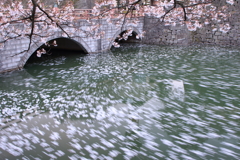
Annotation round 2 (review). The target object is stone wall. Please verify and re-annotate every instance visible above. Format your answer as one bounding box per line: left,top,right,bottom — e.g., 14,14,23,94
74,0,95,9
142,17,191,46
143,1,240,47
192,1,240,46
0,37,29,73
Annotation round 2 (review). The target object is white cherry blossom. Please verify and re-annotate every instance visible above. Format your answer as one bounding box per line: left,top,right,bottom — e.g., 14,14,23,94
0,0,234,50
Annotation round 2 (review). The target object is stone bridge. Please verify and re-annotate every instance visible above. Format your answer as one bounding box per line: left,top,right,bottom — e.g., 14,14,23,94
0,17,144,73
2,2,240,74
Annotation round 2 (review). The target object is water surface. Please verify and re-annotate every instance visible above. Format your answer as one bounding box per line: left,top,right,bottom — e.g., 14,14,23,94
0,44,240,159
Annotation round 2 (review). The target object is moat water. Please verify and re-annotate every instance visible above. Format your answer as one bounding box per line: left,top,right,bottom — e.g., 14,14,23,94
0,44,240,159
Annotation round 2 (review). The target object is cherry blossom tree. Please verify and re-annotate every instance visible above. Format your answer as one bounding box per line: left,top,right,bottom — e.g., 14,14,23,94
94,0,235,47
0,0,235,54
0,0,76,57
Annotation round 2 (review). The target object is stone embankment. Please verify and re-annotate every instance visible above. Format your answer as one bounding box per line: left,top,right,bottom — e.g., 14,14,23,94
143,1,240,47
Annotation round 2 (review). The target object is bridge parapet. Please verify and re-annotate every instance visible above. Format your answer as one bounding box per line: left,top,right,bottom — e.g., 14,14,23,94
0,9,144,20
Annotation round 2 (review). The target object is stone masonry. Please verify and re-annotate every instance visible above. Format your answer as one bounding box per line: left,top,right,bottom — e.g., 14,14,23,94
192,1,240,46
0,17,144,73
142,16,191,46
143,1,240,47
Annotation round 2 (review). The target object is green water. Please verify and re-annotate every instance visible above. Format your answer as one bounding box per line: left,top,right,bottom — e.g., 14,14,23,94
0,44,239,159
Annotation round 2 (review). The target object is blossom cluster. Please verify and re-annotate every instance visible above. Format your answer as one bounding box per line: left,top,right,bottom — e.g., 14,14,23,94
0,0,75,51
0,0,234,50
94,0,233,47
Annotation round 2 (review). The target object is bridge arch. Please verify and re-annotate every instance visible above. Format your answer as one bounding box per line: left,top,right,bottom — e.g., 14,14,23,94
108,26,142,50
18,36,92,68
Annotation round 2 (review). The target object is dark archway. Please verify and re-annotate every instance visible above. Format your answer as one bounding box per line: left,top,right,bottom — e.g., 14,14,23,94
24,37,88,65
110,30,142,50
116,30,141,44
110,30,142,54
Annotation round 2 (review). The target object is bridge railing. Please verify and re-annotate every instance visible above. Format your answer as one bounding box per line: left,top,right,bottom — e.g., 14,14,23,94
72,9,93,19
72,9,143,19
0,8,144,22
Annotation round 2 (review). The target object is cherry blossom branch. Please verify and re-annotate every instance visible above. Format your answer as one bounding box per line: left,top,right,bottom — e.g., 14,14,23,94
36,4,71,38
162,0,187,22
0,16,32,26
28,0,37,51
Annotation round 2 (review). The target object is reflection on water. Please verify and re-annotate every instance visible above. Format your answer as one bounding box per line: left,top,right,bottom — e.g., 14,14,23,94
0,44,240,159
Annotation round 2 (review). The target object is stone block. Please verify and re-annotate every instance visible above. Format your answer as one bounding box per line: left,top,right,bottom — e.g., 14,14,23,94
228,33,234,37
173,40,178,43
215,32,222,36
213,35,218,40
7,62,17,68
